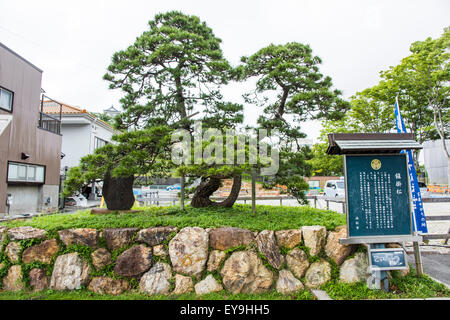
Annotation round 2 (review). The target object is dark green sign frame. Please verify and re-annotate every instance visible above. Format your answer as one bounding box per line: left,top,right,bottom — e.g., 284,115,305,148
344,154,413,238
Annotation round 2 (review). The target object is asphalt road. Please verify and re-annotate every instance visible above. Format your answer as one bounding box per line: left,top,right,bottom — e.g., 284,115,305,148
408,252,450,286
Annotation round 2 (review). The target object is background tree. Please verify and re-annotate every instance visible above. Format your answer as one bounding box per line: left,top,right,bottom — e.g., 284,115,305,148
240,42,350,203
308,80,428,177
341,28,449,182
308,119,356,177
90,112,116,126
347,89,395,133
308,87,395,177
395,28,449,184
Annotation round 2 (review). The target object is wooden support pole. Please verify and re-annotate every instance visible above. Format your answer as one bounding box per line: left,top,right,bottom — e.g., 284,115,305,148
251,168,256,214
180,175,185,210
444,226,450,245
413,241,423,276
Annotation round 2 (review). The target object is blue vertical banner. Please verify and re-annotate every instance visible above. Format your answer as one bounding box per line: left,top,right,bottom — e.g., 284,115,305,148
394,97,428,234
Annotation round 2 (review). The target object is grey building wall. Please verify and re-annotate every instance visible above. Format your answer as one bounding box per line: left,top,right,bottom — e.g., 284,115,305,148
5,184,59,215
40,184,60,213
423,139,450,184
5,186,39,215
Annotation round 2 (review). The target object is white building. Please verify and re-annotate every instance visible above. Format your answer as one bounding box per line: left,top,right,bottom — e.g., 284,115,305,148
43,101,120,199
44,100,119,168
423,139,450,185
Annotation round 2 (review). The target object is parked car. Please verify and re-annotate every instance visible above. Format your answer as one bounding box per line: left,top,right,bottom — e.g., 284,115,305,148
324,180,346,198
166,183,181,191
64,194,88,207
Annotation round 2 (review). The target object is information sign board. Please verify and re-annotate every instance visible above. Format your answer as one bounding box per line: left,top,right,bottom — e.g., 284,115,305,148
345,154,412,238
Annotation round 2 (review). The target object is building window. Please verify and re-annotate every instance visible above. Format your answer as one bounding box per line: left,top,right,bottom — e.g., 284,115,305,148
0,87,13,112
94,137,108,149
7,162,45,183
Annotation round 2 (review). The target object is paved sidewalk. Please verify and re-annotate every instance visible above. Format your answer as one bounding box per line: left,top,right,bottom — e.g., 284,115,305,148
0,200,101,222
407,253,450,286
311,289,450,300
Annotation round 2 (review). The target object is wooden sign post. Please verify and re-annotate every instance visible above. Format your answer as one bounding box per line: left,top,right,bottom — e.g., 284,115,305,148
180,175,185,210
251,168,256,214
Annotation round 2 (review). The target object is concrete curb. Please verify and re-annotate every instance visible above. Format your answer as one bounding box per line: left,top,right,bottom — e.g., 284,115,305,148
311,289,333,300
426,274,450,290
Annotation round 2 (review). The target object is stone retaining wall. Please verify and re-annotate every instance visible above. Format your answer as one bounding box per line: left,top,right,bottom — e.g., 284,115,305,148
0,225,409,295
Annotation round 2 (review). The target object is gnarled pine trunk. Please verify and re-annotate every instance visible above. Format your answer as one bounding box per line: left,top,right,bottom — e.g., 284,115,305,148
190,175,242,208
102,171,135,210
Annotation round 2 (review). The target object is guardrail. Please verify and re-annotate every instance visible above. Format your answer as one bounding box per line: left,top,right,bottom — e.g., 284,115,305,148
421,216,450,244
211,195,295,205
136,193,178,206
138,193,449,209
212,194,348,212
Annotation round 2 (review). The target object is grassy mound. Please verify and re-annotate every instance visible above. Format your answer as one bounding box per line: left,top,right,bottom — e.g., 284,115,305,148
0,204,346,233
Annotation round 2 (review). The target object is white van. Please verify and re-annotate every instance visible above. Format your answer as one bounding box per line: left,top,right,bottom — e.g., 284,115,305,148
324,180,345,198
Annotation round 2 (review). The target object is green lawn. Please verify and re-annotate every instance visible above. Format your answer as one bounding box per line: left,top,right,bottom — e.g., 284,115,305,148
0,289,314,300
0,204,347,233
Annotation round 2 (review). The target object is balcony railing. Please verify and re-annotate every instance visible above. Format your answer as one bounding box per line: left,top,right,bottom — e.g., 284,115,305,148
38,94,61,134
38,112,61,134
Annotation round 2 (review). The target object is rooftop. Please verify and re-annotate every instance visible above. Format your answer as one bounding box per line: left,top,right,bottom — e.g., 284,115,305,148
0,42,43,73
42,100,115,130
43,100,88,115
326,133,423,155
104,105,120,113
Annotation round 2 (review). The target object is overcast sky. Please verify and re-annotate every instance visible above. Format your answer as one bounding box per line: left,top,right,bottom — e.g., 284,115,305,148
1,0,448,141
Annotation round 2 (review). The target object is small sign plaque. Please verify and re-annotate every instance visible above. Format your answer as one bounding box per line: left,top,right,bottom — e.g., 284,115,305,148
369,248,408,271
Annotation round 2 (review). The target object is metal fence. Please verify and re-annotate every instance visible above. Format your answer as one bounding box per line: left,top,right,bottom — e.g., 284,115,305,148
38,94,61,134
38,112,61,134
